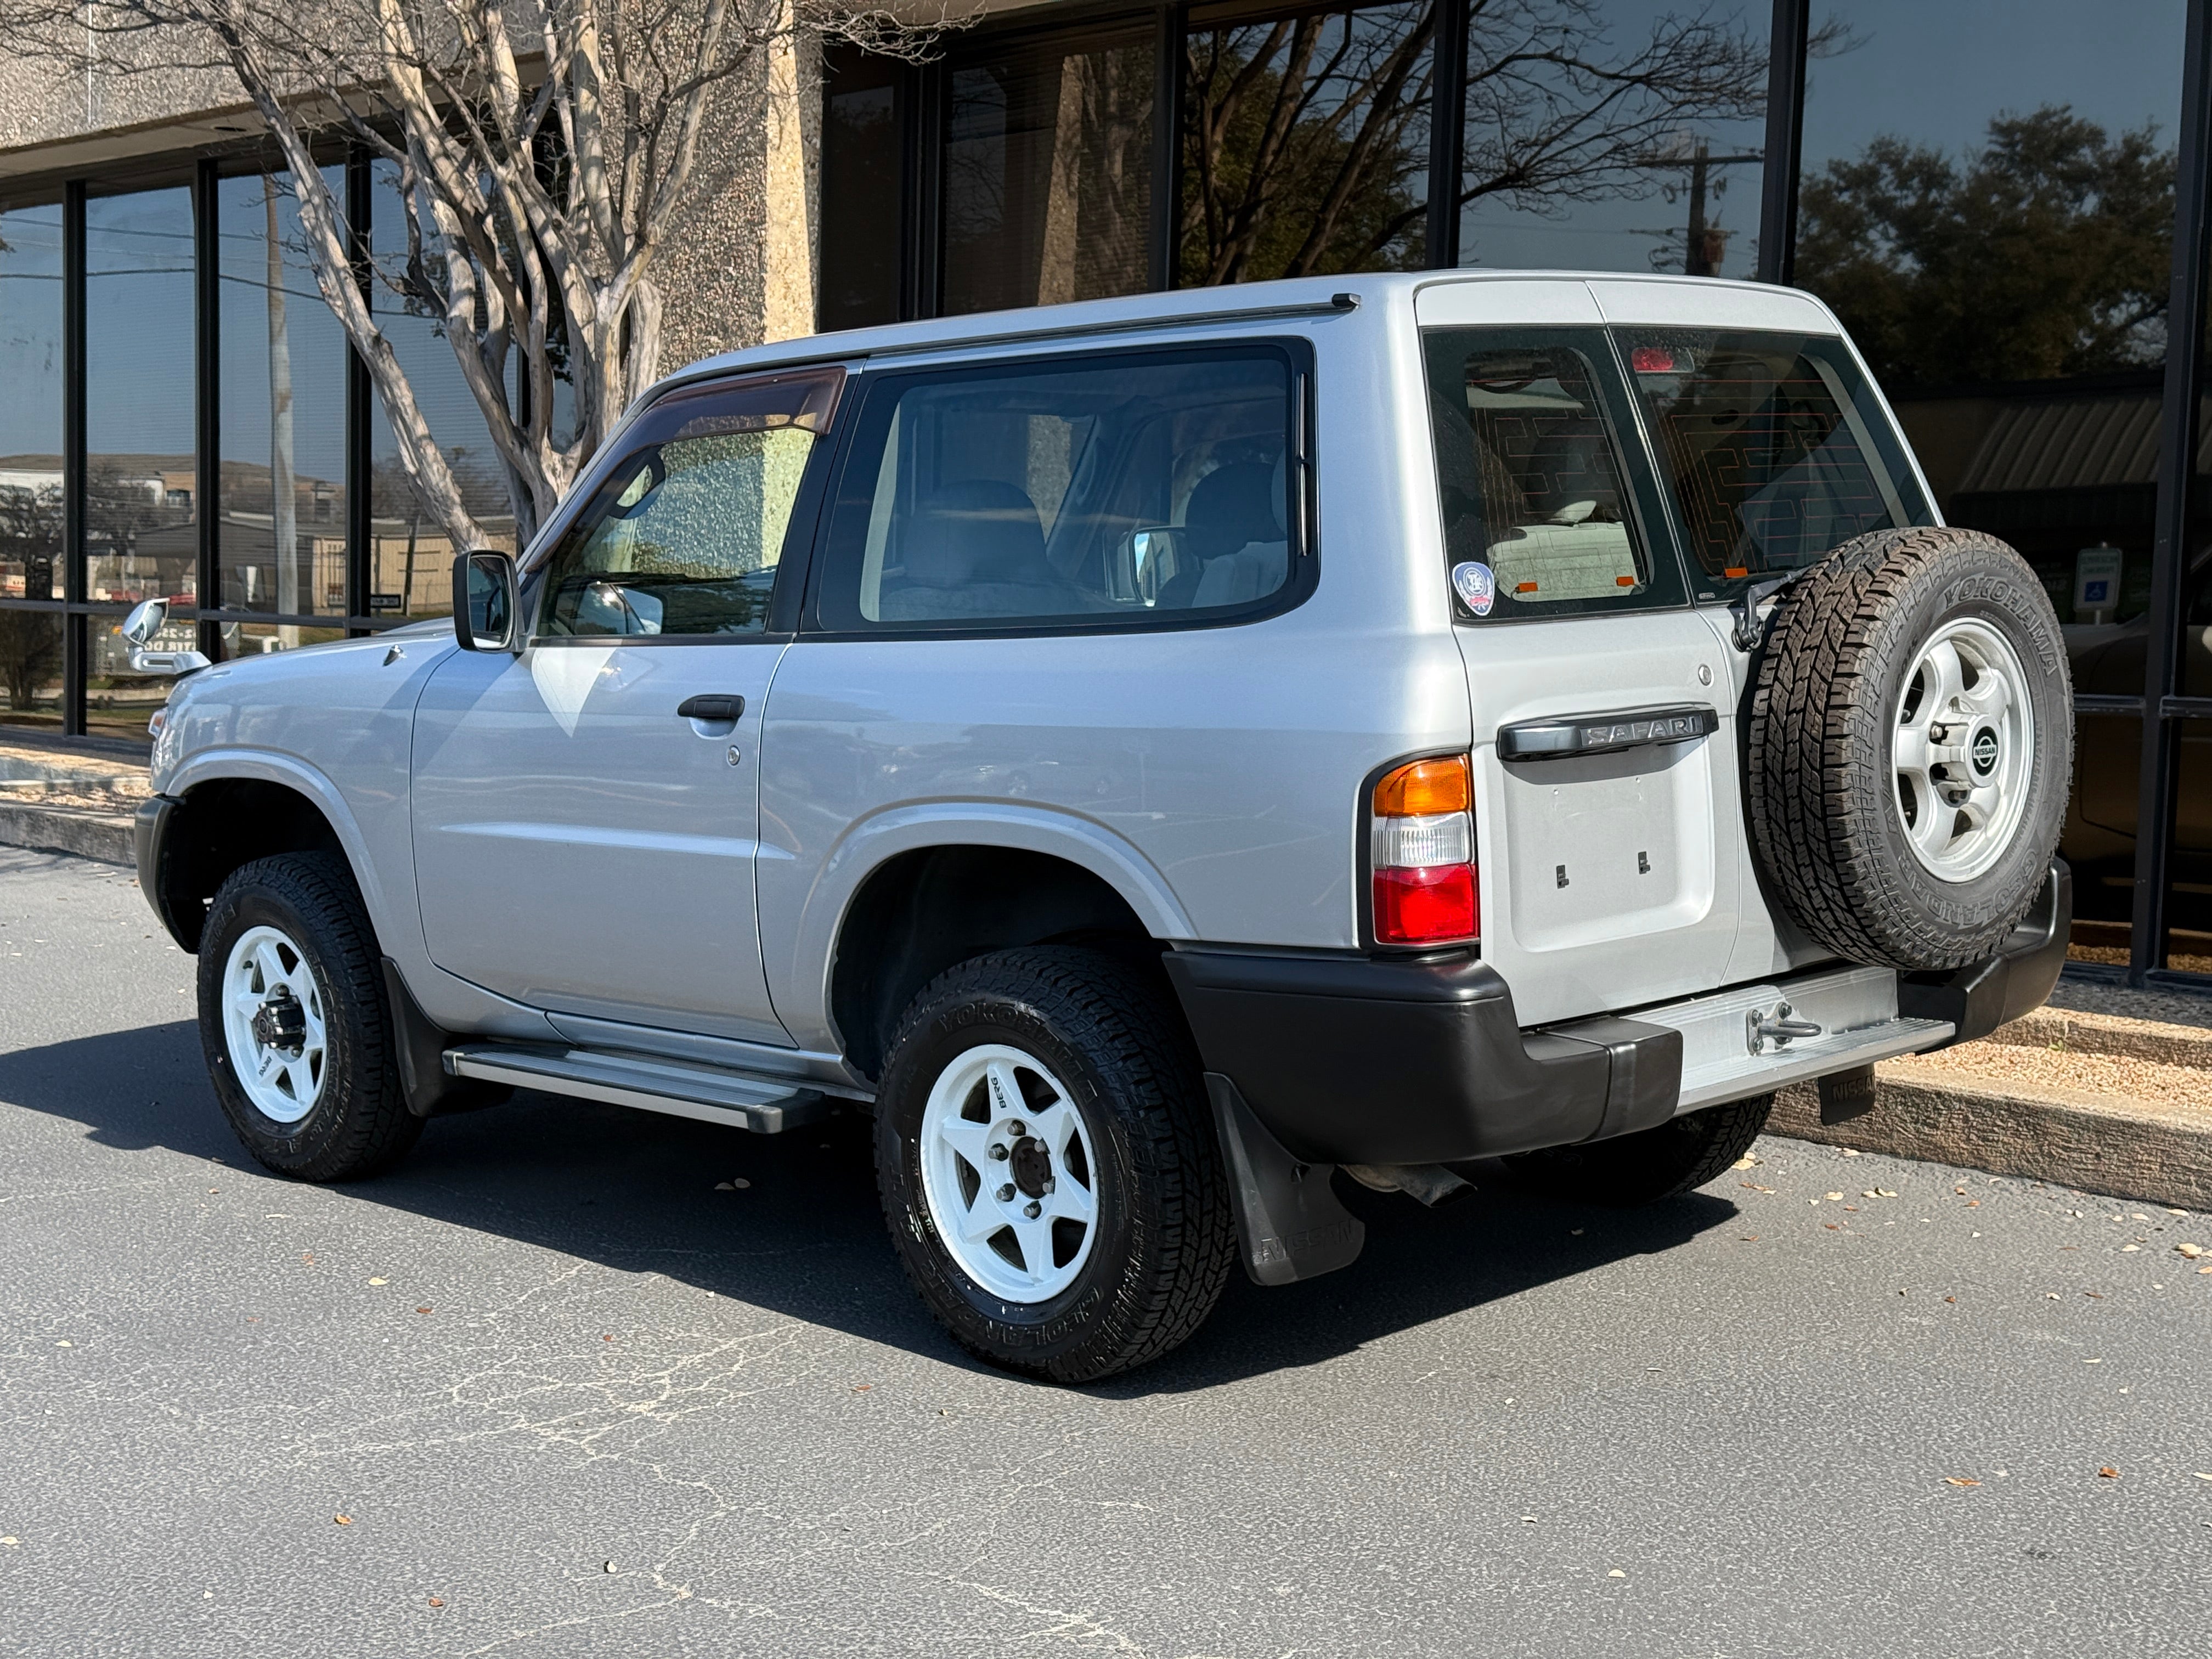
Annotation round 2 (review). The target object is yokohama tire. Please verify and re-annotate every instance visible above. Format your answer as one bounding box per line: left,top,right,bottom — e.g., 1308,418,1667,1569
198,853,422,1182
1502,1095,1774,1207
873,947,1237,1384
1747,526,2071,970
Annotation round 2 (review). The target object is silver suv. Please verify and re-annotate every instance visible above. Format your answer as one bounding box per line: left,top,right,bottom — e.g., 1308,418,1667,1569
132,272,2073,1381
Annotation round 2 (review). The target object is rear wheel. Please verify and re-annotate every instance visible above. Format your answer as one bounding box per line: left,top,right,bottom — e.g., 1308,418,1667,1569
1502,1095,1773,1207
197,853,421,1182
873,947,1235,1383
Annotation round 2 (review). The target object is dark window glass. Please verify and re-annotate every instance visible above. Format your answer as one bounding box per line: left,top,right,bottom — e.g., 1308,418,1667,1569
1796,0,2186,954
1424,327,1678,618
217,168,351,648
87,187,199,742
1617,328,1930,589
943,27,1154,314
1454,1,1768,278
819,349,1299,630
368,159,522,622
0,195,64,735
533,371,838,639
1182,2,1431,285
820,46,904,330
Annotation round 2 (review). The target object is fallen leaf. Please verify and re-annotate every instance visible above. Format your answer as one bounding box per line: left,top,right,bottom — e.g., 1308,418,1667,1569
2177,1243,2205,1259
334,1515,353,1526
1844,1205,1860,1212
1739,1181,1774,1193
714,1182,733,1191
2194,1473,2212,1481
368,1278,386,1286
1862,1190,1880,1199
1876,1188,1897,1198
416,1307,432,1314
602,1335,614,1342
2084,1291,2105,1299
854,1383,872,1391
2121,1244,2141,1252
1607,1569,1627,1578
732,1178,752,1189
1739,1234,1759,1242
1825,1192,1846,1201
1730,1154,1758,1169
2099,1467,2120,1479
1944,1296,1956,1304
1944,1477,1980,1487
1840,1148,1860,1156
0,1538,18,1547
1824,1223,1840,1231
2199,1265,2212,1274
428,1598,444,1608
1967,1200,1980,1208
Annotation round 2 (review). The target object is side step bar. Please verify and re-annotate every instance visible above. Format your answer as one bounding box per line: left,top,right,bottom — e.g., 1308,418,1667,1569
444,1043,828,1134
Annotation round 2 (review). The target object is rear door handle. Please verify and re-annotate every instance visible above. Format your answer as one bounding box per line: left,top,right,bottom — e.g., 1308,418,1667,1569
676,693,745,722
1497,704,1716,762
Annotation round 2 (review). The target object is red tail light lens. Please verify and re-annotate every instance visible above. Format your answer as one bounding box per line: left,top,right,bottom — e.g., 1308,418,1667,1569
1374,864,1478,945
1370,754,1479,947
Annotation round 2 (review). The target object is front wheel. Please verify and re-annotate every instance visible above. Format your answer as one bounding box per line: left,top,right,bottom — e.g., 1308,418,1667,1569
197,853,421,1182
1500,1095,1774,1207
873,947,1236,1383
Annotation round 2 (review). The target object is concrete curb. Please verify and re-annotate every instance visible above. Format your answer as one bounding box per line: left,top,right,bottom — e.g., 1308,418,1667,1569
0,802,134,866
1771,1070,2212,1212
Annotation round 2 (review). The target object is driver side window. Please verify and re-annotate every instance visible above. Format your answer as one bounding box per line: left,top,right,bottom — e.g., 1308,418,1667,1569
534,369,840,637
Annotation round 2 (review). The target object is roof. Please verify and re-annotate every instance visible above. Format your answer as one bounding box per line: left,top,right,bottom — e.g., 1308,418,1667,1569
656,269,1837,393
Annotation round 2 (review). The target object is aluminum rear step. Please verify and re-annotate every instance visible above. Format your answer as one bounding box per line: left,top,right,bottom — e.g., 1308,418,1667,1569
1632,963,1955,1114
444,1043,828,1133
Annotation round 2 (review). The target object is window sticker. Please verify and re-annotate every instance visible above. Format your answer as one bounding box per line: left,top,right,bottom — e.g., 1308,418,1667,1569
1452,560,1495,617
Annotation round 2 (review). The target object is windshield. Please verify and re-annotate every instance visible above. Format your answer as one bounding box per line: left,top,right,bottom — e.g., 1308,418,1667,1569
1615,328,1933,596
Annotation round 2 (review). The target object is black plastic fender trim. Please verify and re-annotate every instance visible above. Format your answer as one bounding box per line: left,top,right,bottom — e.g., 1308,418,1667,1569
1897,859,2072,1051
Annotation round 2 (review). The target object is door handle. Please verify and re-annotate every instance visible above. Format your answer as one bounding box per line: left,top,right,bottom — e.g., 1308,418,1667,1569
676,693,745,723
1497,704,1717,762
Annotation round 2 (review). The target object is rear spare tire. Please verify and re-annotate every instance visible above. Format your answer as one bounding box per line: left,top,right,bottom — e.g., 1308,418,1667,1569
1747,526,2069,970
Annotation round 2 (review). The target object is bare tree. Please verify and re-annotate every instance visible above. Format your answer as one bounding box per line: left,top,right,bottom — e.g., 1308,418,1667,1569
5,0,946,551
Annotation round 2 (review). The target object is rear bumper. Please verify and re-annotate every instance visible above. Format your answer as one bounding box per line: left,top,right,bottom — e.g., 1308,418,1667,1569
1161,949,1681,1166
1162,859,2072,1167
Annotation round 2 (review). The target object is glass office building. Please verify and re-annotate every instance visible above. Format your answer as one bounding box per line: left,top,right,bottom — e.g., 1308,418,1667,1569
8,0,2212,984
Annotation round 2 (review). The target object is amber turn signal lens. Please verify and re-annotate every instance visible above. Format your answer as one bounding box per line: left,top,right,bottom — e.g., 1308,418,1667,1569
1374,754,1470,817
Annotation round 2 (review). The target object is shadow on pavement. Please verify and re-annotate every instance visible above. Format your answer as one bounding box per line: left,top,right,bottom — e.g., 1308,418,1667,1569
0,1018,1742,1391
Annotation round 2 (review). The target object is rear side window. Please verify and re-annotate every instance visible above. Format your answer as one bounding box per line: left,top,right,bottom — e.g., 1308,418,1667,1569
1616,329,1932,595
814,345,1306,632
1423,327,1682,620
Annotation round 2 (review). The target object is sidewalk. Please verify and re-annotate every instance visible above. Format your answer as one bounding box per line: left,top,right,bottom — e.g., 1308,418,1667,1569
0,737,145,864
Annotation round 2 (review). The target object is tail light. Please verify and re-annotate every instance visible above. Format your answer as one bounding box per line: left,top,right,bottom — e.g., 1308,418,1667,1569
1370,754,1478,946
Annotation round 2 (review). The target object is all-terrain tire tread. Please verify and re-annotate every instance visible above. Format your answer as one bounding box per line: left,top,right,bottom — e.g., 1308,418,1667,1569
199,852,421,1182
877,946,1236,1382
1746,526,2069,968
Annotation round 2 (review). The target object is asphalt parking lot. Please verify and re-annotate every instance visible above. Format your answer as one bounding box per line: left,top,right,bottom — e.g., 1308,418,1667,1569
3,844,2209,1657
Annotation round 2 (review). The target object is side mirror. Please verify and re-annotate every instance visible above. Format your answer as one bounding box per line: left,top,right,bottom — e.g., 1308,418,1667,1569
121,596,212,675
453,551,520,652
122,597,167,647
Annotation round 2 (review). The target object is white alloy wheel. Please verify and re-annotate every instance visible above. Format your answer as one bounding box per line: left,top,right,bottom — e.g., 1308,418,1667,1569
917,1043,1101,1304
1892,617,2036,883
221,924,329,1124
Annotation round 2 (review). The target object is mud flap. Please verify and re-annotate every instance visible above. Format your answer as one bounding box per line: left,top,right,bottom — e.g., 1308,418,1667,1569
1206,1074,1365,1286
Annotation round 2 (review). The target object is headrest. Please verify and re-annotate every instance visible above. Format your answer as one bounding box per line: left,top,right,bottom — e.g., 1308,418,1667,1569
900,479,1048,589
1184,461,1284,562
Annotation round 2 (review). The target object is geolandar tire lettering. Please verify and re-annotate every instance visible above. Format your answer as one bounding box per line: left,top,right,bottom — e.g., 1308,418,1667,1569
197,853,422,1182
1747,526,2072,971
872,946,1237,1384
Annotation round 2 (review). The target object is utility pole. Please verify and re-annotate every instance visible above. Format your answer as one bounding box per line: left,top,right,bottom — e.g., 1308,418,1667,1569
1644,137,1763,276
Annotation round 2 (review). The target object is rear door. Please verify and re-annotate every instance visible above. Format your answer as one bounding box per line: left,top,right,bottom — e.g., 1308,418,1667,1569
1587,281,1942,984
1418,284,1743,1026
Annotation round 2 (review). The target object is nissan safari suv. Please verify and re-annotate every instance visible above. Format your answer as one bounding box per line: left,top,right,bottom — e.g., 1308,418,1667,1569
130,272,2072,1383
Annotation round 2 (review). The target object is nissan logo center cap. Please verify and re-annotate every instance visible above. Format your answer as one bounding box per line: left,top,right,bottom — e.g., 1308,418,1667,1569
1972,729,2000,775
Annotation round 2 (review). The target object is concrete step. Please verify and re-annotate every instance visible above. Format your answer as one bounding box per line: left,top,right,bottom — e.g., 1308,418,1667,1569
0,801,134,865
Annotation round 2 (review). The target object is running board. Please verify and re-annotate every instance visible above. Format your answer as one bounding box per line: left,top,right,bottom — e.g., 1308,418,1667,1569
443,1043,829,1133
